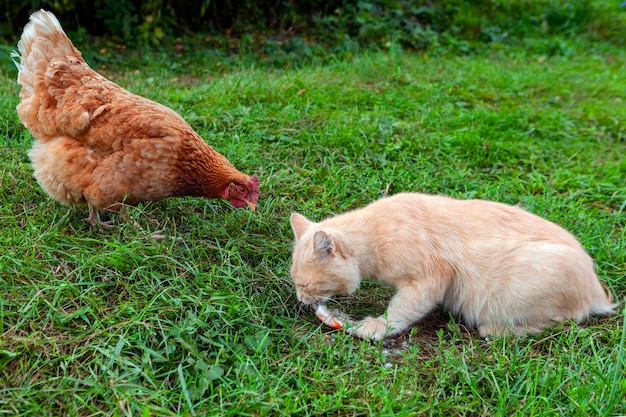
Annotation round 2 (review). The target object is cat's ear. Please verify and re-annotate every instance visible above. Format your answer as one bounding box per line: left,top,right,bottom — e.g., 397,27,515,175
314,231,334,258
290,213,314,241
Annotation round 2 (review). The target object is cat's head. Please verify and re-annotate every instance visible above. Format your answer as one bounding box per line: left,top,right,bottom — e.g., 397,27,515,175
289,213,361,307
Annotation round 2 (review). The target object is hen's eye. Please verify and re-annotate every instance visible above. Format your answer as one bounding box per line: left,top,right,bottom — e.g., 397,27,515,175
237,185,246,194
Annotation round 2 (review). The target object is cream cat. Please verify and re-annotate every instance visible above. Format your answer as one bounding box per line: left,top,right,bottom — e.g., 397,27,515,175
289,192,616,340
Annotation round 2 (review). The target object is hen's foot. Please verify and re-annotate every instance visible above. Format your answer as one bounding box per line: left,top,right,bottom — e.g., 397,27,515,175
84,204,115,230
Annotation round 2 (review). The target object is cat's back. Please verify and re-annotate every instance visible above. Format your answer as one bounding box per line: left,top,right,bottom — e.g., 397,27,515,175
351,192,584,248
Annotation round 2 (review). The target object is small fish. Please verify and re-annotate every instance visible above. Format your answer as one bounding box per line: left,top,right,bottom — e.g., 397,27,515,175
313,303,344,330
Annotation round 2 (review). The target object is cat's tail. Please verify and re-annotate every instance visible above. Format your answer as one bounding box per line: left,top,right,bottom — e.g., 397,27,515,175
591,280,618,316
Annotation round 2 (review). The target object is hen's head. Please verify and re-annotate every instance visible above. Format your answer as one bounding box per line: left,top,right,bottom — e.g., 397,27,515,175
223,174,259,211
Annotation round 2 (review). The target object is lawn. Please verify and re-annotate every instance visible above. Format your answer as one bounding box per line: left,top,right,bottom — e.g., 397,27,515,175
0,27,625,416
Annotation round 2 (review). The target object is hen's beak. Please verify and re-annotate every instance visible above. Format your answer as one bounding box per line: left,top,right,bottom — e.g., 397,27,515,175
246,201,257,211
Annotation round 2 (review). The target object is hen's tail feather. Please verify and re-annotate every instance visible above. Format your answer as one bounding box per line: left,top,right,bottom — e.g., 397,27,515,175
13,10,89,139
13,10,78,68
14,9,82,92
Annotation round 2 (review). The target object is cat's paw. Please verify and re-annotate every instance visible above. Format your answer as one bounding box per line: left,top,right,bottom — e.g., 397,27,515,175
348,316,389,341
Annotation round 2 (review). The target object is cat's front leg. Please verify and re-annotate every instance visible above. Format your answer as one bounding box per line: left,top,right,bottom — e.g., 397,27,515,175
349,280,443,341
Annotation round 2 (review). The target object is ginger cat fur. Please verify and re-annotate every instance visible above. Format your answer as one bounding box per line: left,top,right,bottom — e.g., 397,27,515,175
289,193,616,340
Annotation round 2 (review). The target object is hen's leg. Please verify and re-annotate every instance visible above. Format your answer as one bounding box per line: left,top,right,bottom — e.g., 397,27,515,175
84,204,114,229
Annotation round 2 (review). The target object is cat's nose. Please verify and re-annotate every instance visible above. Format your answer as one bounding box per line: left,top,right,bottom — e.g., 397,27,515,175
298,295,314,307
294,285,302,302
300,296,322,308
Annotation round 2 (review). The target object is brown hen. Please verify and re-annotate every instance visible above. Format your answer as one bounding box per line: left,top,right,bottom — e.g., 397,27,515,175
13,10,259,228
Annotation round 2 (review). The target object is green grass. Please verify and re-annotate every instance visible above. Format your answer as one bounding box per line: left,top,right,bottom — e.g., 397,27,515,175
0,35,625,415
